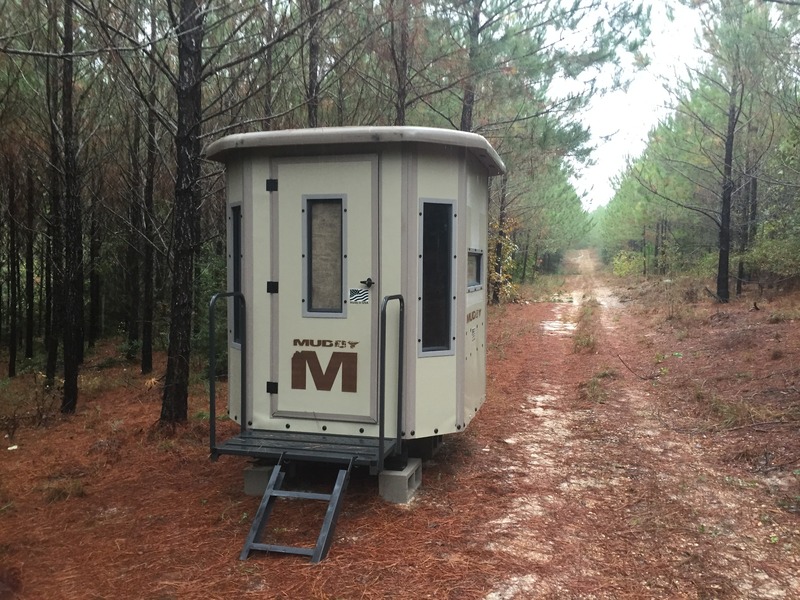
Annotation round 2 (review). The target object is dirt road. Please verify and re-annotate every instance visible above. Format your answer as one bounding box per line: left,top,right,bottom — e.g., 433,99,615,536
479,249,799,598
2,249,798,599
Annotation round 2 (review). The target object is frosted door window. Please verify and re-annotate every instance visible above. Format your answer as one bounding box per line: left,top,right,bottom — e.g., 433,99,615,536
307,199,343,313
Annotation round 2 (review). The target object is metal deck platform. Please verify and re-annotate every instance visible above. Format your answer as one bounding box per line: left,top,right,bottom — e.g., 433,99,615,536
212,429,398,468
207,293,407,562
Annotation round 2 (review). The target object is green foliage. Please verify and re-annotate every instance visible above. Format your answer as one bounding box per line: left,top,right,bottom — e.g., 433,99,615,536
598,0,800,289
612,250,642,277
192,244,229,379
488,216,520,304
747,219,800,279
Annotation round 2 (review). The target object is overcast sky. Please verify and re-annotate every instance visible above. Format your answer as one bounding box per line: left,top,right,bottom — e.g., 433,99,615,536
567,1,705,211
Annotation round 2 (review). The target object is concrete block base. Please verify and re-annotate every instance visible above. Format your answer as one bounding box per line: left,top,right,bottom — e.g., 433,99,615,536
379,458,422,504
243,464,275,497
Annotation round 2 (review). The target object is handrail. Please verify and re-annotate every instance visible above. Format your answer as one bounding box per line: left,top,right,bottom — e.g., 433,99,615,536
209,291,246,459
378,294,404,473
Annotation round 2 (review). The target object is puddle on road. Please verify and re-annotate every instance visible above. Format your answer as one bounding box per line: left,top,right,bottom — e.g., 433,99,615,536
541,303,576,335
541,320,576,334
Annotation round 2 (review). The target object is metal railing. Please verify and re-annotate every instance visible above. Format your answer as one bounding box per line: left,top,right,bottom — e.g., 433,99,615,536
378,294,405,473
209,291,246,459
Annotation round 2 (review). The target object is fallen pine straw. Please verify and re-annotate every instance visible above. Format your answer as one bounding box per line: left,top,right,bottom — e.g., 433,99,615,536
2,271,800,598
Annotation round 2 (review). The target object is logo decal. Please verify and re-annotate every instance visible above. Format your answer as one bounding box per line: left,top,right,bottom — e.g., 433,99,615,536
291,351,358,392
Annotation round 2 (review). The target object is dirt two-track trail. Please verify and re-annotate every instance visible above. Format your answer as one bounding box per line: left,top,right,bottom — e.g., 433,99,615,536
477,249,799,599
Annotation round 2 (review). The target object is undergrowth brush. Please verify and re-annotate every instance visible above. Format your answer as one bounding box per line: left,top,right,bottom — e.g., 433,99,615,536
573,297,600,353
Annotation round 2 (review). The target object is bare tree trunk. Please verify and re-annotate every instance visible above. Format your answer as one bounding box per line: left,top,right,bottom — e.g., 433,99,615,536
389,0,409,125
141,8,158,374
161,0,204,425
654,219,661,274
125,115,142,360
737,159,758,297
490,174,508,305
716,79,739,304
62,0,84,413
7,157,18,377
642,225,647,277
460,0,481,132
44,19,62,389
264,0,275,130
88,191,101,346
306,0,321,127
25,166,35,360
520,231,530,283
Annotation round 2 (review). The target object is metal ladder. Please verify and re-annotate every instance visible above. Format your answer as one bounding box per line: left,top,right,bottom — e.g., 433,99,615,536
239,455,355,563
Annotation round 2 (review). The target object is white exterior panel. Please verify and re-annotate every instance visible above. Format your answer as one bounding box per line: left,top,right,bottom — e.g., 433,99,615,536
207,127,503,447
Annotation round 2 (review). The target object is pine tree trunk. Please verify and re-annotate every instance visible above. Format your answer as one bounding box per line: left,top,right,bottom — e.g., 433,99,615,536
25,166,34,360
88,195,101,346
306,0,320,128
141,3,158,375
7,158,18,378
460,0,480,132
161,0,204,425
389,0,409,125
45,36,62,390
126,114,142,359
490,174,508,305
716,79,739,304
62,0,83,413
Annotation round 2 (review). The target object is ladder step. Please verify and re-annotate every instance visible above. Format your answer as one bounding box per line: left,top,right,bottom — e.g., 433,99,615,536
270,490,332,501
250,543,315,557
239,457,355,563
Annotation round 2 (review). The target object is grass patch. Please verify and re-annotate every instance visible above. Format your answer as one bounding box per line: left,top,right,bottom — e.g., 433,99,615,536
578,368,618,404
0,374,59,440
767,309,800,324
573,297,600,353
43,479,87,503
0,483,14,516
41,469,89,503
486,304,539,359
707,394,775,429
520,276,568,302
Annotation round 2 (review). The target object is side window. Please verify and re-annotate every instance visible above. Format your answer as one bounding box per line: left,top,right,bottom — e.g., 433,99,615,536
304,197,345,316
467,250,482,290
230,205,243,344
420,201,454,353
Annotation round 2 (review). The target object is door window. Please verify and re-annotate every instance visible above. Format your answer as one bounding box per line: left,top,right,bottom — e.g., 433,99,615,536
304,197,345,316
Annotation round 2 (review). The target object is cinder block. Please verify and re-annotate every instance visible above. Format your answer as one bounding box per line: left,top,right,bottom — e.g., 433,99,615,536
379,458,422,504
243,464,275,496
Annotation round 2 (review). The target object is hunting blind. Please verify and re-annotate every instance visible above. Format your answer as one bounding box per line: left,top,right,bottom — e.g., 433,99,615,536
205,126,504,561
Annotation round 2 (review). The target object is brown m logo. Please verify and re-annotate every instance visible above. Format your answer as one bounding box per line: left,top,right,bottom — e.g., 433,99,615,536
291,351,357,392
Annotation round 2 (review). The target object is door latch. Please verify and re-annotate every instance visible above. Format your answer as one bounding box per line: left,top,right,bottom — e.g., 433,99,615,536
360,277,375,288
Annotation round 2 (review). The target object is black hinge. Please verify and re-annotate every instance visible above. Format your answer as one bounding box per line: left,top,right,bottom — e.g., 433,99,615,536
266,381,278,394
267,281,278,294
266,179,278,192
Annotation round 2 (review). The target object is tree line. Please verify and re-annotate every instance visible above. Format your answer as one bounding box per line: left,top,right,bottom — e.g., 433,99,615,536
0,0,649,423
595,0,800,301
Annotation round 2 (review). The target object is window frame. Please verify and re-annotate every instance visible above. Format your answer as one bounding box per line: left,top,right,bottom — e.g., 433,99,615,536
301,195,348,319
230,203,243,346
418,198,456,356
467,249,483,292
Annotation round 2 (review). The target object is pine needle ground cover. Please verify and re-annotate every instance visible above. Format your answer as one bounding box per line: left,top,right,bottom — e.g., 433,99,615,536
1,250,799,599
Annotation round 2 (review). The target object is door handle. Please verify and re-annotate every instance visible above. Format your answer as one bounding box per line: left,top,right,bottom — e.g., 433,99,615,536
360,277,375,288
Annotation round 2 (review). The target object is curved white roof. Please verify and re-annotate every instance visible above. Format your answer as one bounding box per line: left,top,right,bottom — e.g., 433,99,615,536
205,126,505,175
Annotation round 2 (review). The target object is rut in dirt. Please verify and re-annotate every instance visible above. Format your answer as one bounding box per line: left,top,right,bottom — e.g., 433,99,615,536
481,248,798,600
